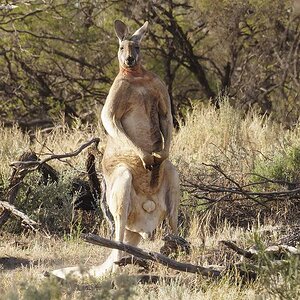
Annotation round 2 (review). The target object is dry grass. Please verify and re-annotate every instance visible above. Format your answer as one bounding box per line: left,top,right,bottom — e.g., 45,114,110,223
0,219,261,300
1,102,300,298
172,100,300,175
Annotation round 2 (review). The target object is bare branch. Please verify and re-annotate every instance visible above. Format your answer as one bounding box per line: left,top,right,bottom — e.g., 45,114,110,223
11,138,100,169
0,201,38,230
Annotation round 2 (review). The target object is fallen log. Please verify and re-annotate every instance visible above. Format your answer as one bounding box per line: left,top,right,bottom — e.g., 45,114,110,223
115,255,150,270
81,234,259,282
160,234,191,256
221,240,300,261
113,274,176,285
220,240,257,259
81,233,221,278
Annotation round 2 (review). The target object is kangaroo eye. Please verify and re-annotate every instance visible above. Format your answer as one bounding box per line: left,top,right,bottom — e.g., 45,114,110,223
120,46,124,50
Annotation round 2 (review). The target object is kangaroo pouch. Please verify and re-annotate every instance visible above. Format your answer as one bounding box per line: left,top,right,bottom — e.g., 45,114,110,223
102,153,165,196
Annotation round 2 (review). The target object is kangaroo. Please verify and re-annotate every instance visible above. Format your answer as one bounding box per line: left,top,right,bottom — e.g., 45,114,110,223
51,20,180,279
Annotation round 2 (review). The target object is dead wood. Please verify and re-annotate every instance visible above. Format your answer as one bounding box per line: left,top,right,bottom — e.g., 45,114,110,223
39,163,59,184
0,201,38,230
160,234,191,256
221,239,300,262
99,179,115,238
134,274,175,284
220,240,257,260
10,137,100,168
86,146,101,211
81,233,261,283
81,233,221,278
184,163,300,210
113,274,176,285
0,138,102,231
0,256,31,270
0,151,38,228
115,255,150,270
277,229,300,247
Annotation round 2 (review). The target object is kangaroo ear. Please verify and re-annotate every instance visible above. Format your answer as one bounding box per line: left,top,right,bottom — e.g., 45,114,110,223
131,21,149,43
114,20,128,43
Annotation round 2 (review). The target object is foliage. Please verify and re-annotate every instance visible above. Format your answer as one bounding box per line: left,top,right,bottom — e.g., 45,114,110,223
253,146,300,185
0,0,300,128
3,170,77,234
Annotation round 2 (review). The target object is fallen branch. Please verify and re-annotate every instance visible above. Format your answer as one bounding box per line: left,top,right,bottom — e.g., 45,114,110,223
0,151,38,228
221,240,300,261
277,228,300,247
220,240,257,260
81,233,259,282
81,233,221,278
160,234,191,256
0,201,38,230
114,274,176,285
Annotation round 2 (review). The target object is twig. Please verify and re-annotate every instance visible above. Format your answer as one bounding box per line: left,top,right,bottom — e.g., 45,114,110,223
202,163,269,209
184,163,300,208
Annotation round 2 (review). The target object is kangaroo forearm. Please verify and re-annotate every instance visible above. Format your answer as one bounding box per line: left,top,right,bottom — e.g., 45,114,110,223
160,118,172,154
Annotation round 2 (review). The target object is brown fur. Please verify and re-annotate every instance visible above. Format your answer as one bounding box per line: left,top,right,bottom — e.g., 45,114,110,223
51,20,180,279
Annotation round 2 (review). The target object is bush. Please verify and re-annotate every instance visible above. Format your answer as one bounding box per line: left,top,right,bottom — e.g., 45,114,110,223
3,169,85,234
253,146,300,187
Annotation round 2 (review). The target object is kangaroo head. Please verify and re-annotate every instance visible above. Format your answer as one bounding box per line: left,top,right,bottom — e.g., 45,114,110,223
114,20,148,69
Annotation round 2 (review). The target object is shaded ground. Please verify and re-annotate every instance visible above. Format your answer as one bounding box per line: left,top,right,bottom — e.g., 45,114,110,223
0,256,31,270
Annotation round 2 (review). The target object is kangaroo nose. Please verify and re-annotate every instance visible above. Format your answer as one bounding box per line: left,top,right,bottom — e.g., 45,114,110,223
126,56,135,66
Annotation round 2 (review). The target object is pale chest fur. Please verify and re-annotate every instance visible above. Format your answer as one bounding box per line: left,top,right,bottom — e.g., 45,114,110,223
108,75,163,154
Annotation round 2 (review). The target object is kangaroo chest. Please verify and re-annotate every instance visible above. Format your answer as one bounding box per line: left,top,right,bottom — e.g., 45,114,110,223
120,81,162,153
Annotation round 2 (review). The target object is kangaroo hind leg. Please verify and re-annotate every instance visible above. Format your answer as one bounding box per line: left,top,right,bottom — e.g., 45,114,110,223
51,165,133,280
88,165,133,277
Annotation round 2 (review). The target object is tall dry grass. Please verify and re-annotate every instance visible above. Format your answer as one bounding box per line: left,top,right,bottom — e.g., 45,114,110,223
172,100,299,176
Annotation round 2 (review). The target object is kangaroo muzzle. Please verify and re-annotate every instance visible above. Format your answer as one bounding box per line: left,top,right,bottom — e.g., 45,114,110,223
125,56,136,67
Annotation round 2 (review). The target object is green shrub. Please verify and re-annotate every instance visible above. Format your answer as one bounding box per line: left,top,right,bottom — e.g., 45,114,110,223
253,146,300,187
3,170,79,234
5,277,62,300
